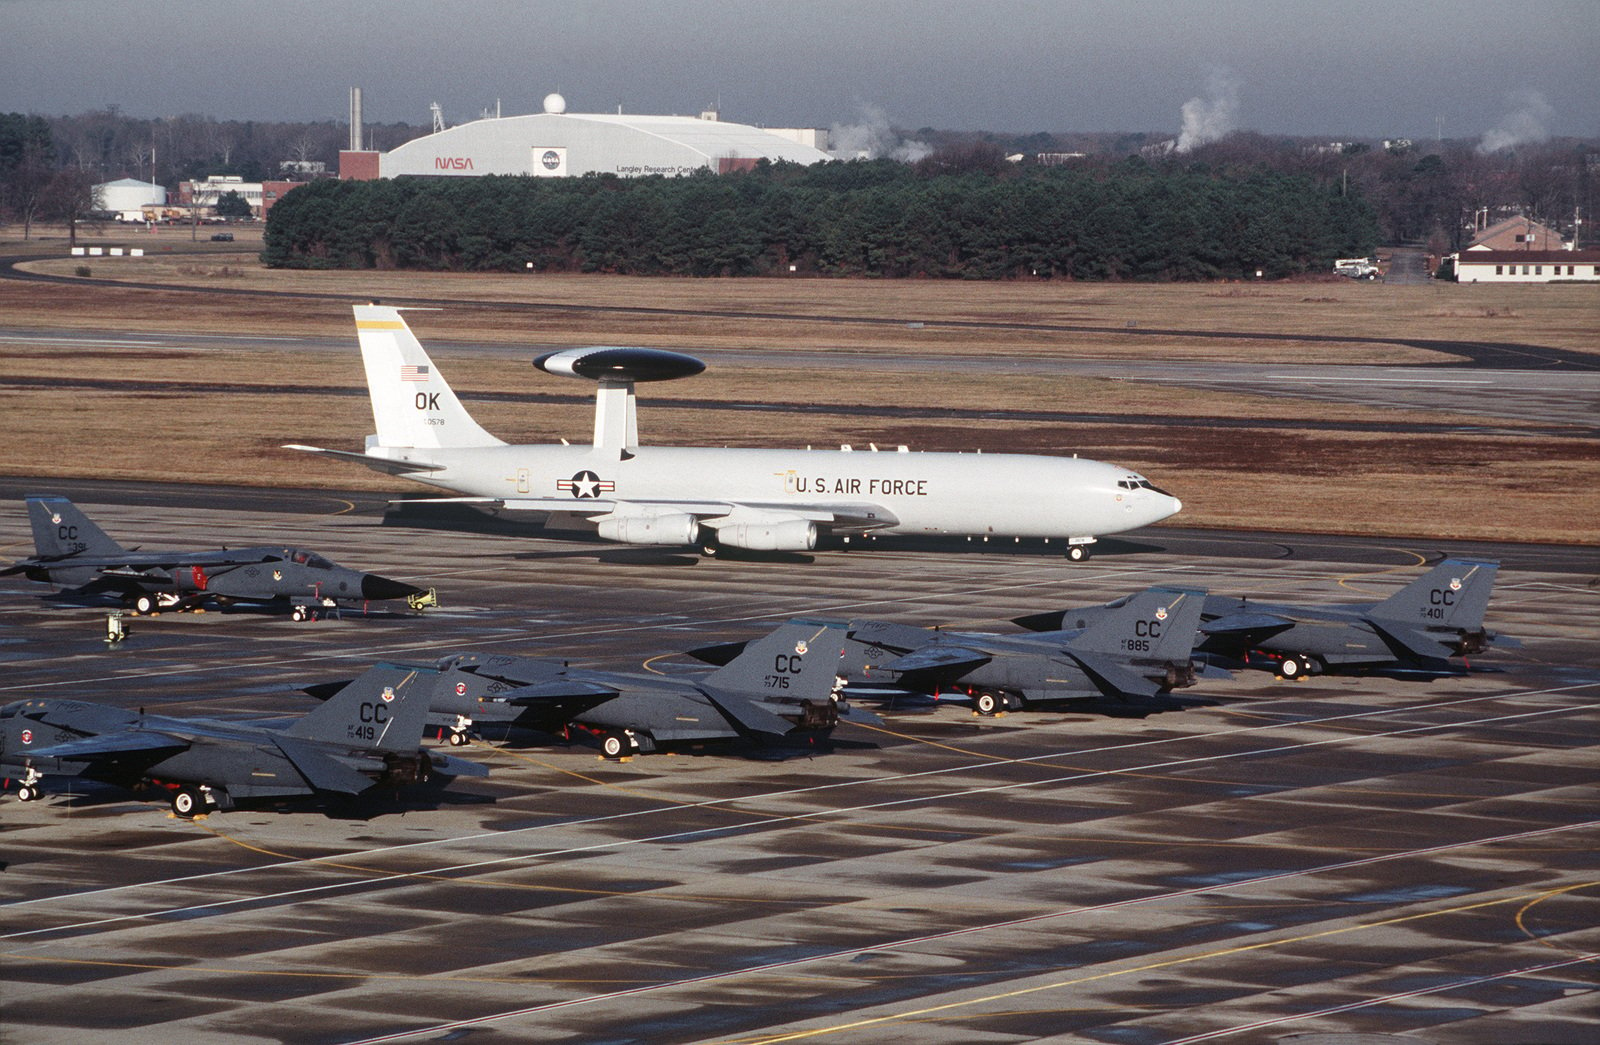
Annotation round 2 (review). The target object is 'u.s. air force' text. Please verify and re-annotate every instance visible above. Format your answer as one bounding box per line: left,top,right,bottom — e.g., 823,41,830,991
784,475,929,496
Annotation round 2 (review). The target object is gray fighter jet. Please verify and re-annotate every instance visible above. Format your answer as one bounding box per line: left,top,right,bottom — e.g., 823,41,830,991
0,664,486,817
397,619,872,758
694,587,1210,715
4,495,427,619
1014,559,1514,678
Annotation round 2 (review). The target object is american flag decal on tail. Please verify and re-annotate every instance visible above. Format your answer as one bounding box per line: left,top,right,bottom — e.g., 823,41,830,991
400,364,430,382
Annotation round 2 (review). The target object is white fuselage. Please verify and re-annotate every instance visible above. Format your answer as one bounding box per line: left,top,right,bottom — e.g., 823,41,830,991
390,443,1180,539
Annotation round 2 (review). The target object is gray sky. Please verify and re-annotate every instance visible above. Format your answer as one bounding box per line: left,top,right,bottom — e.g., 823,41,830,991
3,0,1596,142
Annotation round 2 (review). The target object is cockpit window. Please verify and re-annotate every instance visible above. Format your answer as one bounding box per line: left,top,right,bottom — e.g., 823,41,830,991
1136,479,1175,497
305,554,334,570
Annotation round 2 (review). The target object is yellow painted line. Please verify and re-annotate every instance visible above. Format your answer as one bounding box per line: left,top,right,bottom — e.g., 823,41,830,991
1515,881,1600,956
721,884,1600,1044
355,320,406,330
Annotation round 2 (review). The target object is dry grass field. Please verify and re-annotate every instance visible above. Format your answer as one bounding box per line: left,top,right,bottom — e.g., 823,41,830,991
3,224,1597,544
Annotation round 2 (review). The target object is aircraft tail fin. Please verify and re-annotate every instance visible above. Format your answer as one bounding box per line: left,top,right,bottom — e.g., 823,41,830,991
703,618,848,705
25,495,126,560
286,663,433,754
1068,586,1206,663
353,305,504,451
1369,559,1498,633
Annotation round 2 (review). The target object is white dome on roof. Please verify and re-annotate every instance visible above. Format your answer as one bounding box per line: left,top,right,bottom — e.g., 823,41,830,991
543,93,566,115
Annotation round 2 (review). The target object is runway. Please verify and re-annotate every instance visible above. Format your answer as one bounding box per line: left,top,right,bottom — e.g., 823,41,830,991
1,484,1595,1043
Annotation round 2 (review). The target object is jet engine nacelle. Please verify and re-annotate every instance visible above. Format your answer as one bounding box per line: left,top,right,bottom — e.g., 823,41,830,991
718,519,818,551
595,512,700,546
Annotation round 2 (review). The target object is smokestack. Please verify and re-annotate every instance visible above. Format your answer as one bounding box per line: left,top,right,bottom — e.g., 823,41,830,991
350,87,363,152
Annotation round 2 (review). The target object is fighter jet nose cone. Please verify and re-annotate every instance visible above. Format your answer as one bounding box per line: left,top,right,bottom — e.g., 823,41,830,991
362,574,423,601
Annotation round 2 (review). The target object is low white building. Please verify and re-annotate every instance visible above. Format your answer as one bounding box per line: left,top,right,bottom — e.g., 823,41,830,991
1455,249,1600,283
94,177,166,220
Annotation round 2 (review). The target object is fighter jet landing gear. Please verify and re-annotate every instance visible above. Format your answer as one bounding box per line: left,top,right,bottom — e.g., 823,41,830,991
600,731,645,760
129,592,159,615
171,785,217,818
1277,654,1319,679
973,690,1023,716
15,768,44,802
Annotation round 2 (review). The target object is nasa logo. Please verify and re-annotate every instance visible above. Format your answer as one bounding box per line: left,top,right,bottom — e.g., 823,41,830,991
20,729,32,745
435,156,475,170
381,686,395,703
541,150,562,170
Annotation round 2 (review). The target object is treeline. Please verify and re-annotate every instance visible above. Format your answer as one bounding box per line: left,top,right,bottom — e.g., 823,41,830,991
262,160,1379,280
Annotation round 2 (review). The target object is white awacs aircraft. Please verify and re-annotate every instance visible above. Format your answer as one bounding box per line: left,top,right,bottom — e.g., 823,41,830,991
286,305,1181,558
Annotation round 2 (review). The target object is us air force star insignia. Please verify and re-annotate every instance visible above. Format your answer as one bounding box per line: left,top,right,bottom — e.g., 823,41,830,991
1156,607,1168,621
557,470,615,499
795,641,808,656
381,687,396,703
1450,578,1461,591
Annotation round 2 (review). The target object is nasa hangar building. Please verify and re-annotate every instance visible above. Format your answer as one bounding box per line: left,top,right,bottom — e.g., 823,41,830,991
342,94,831,180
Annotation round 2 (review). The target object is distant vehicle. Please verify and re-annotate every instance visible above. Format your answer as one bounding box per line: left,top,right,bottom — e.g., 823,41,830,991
285,305,1182,560
4,495,428,620
695,587,1211,715
1334,257,1381,279
325,619,873,758
1015,559,1515,678
1,664,487,817
210,231,234,241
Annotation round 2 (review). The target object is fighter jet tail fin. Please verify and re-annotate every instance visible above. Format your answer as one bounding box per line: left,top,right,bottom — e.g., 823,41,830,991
286,663,433,754
1369,559,1498,634
1068,586,1207,663
24,495,126,560
702,618,848,705
353,305,504,451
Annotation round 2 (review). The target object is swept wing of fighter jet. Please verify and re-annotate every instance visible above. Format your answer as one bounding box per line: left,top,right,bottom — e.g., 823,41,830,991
408,619,871,757
3,495,427,619
284,305,1181,560
694,587,1210,715
1,665,486,816
1013,559,1515,677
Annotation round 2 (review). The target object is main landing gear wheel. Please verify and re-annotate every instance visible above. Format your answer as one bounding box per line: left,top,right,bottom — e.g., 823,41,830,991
1278,654,1310,679
171,788,206,818
1067,545,1091,562
132,593,158,615
600,733,630,759
16,785,40,802
448,730,471,747
974,692,1002,716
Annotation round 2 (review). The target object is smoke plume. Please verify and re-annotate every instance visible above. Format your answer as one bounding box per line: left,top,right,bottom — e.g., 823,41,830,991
1174,71,1241,153
830,105,933,162
1477,89,1554,153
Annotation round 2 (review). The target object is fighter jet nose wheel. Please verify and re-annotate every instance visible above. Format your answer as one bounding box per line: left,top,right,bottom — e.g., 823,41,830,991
171,788,206,818
448,730,471,747
1279,655,1309,679
16,785,39,802
1067,545,1090,562
601,733,630,759
974,691,1002,716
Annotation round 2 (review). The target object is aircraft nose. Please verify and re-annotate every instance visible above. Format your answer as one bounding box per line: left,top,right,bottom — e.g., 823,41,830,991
362,573,424,601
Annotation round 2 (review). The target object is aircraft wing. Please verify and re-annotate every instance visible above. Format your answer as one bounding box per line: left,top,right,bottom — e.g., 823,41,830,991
1365,619,1459,661
282,444,448,475
1200,611,1297,645
496,679,622,705
699,690,806,737
400,497,898,533
14,729,190,764
425,751,490,778
883,644,992,675
1065,650,1163,699
271,735,382,795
